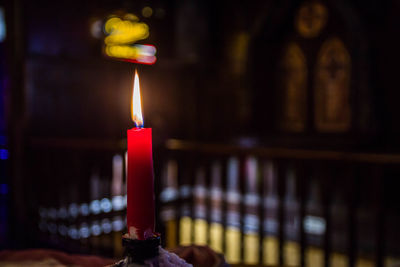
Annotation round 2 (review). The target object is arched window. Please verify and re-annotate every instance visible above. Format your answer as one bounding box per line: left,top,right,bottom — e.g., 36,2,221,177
279,43,308,132
314,37,351,132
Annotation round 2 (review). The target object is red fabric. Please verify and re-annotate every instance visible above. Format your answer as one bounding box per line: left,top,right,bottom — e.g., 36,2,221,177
0,249,115,267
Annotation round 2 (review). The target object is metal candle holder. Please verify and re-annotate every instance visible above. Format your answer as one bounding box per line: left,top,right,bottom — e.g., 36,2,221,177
122,235,161,264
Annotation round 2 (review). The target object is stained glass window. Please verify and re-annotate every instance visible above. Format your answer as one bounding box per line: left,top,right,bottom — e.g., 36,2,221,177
279,43,308,132
314,37,351,132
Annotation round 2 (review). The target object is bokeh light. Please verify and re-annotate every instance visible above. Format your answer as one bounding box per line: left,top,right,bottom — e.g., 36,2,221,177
142,6,153,18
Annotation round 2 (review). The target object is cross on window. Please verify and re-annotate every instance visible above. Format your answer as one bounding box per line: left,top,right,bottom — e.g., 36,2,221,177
301,4,324,30
324,51,344,79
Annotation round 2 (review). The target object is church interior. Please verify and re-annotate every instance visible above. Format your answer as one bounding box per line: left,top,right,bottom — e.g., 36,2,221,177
1,0,400,266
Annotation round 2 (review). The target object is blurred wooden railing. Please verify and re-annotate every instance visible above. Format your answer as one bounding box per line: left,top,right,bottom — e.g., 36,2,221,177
159,139,400,267
165,139,400,163
29,137,128,257
29,137,400,266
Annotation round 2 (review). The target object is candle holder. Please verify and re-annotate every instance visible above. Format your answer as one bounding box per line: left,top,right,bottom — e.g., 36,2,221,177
111,233,194,267
122,235,161,264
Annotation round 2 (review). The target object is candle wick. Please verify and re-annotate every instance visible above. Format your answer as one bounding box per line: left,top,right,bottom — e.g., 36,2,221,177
133,116,144,128
134,121,144,128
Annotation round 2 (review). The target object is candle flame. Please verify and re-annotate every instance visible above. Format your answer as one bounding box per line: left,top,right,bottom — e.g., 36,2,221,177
131,70,143,127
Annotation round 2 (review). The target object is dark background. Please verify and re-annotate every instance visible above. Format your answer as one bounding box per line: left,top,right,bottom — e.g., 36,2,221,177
1,0,400,262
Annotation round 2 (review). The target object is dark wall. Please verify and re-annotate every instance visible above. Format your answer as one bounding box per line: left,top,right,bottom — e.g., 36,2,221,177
8,0,400,146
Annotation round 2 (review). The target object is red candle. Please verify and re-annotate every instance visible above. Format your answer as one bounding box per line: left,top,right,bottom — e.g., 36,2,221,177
127,70,155,240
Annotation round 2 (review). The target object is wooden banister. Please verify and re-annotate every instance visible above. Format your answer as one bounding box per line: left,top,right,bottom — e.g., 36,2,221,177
166,139,400,164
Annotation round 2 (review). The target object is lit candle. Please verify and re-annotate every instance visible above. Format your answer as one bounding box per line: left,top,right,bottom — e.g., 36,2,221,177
127,70,155,240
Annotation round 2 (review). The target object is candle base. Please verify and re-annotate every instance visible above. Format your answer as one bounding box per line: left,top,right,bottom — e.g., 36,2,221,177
122,235,161,264
111,234,193,267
